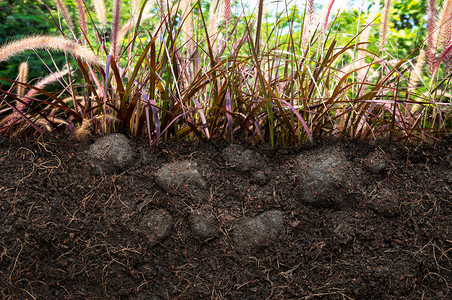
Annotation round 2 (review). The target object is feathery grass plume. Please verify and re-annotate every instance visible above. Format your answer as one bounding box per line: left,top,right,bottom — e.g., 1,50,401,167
25,68,70,99
427,0,437,72
409,51,427,116
320,0,335,37
409,49,426,91
110,0,122,58
0,35,104,66
426,0,452,74
208,0,220,42
379,0,392,48
74,118,92,141
75,0,87,36
308,0,315,25
302,0,316,50
429,0,452,68
55,0,74,30
408,49,427,118
17,62,28,97
181,0,193,45
223,0,231,28
131,0,141,23
434,0,452,46
74,114,118,140
93,0,106,28
159,0,165,23
444,38,452,73
441,4,452,71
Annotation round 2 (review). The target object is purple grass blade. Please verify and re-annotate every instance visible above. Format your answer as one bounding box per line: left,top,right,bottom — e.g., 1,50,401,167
142,93,152,146
0,96,45,134
104,55,111,103
432,44,452,77
149,97,161,138
225,91,233,141
279,99,313,142
192,98,210,139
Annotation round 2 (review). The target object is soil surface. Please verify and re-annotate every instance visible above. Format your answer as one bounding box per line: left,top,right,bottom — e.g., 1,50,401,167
0,133,451,299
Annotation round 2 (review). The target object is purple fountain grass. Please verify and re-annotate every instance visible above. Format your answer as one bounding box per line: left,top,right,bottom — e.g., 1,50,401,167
435,0,452,45
427,0,437,72
379,0,392,48
442,9,452,72
224,0,231,28
302,0,316,51
93,0,106,28
25,68,70,99
429,0,452,76
16,62,28,99
55,0,74,30
0,35,104,66
75,0,87,36
111,0,122,59
322,0,336,37
0,0,449,144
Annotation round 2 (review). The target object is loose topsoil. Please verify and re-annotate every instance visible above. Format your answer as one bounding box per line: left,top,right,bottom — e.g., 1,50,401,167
0,133,451,299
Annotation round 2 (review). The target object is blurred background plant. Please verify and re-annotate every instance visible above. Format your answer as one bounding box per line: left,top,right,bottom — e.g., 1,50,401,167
0,0,450,146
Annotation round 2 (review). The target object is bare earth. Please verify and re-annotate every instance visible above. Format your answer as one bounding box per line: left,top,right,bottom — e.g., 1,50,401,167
0,133,451,299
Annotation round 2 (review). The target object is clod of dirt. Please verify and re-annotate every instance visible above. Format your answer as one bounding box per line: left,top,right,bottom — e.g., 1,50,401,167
297,148,354,208
233,210,284,252
190,209,219,241
222,144,261,172
87,133,136,174
251,170,268,185
155,160,207,194
366,186,400,217
363,151,388,174
141,209,173,246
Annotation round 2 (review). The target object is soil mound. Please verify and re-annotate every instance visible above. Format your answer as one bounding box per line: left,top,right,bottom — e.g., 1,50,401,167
0,134,451,299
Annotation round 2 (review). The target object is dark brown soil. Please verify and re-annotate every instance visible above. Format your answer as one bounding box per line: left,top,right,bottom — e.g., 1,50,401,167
0,134,451,299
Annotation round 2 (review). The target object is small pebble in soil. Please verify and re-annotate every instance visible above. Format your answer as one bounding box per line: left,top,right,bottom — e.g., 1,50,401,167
233,210,285,252
251,170,267,185
155,160,207,193
297,148,353,208
363,151,388,174
222,144,261,172
141,209,174,246
87,133,136,174
190,209,219,242
366,186,400,217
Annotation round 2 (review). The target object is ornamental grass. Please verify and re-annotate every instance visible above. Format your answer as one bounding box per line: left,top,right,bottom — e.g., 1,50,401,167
0,0,450,146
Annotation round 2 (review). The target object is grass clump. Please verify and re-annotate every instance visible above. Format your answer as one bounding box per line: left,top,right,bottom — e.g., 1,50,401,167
0,0,450,146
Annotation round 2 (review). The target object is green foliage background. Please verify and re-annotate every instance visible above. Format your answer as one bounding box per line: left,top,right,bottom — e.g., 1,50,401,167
0,1,52,82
